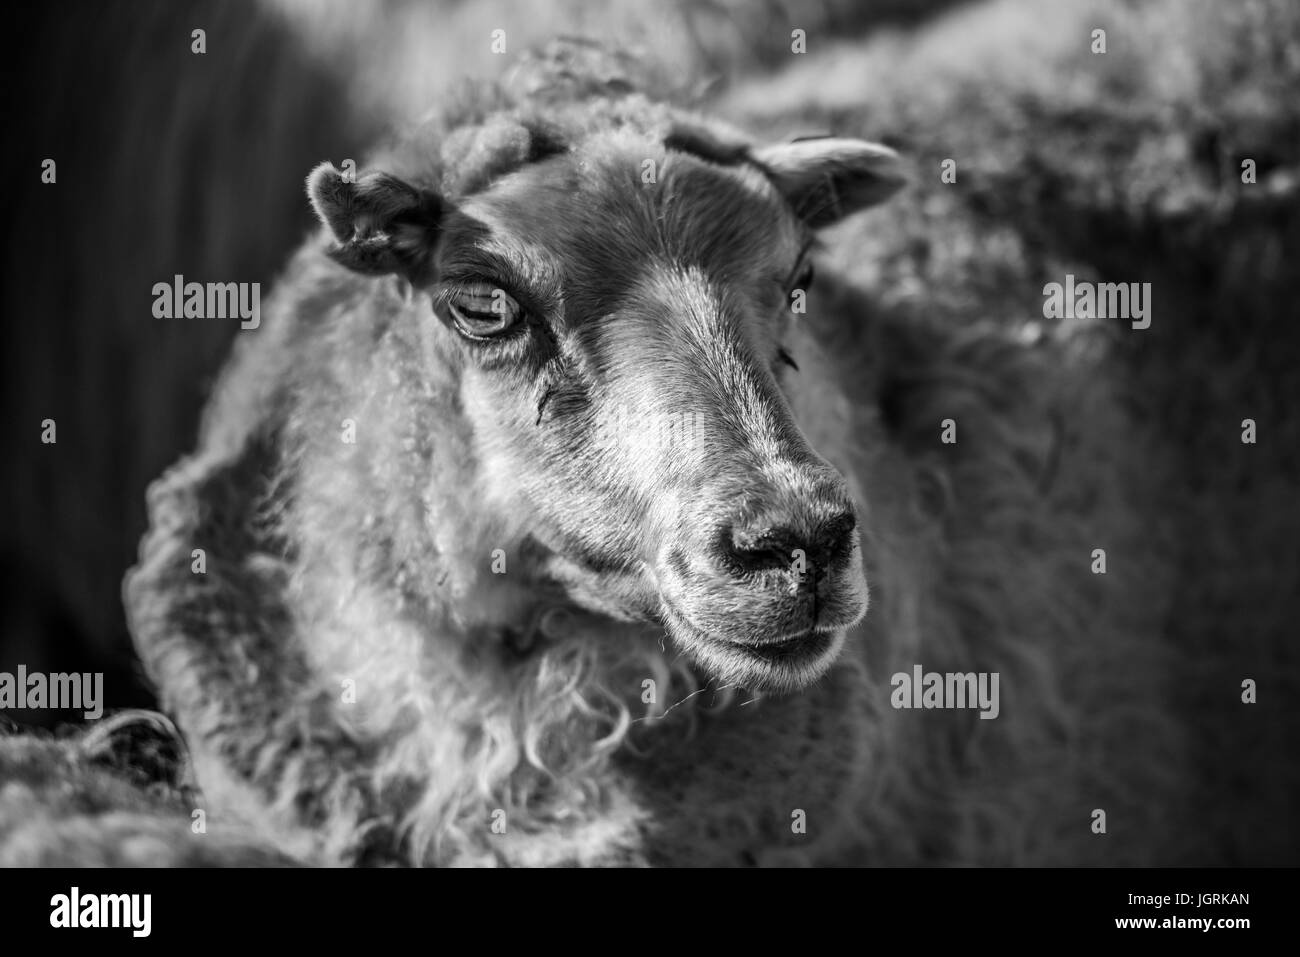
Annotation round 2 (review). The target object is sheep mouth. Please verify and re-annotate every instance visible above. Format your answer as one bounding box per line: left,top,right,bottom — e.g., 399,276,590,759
718,630,834,658
660,604,845,695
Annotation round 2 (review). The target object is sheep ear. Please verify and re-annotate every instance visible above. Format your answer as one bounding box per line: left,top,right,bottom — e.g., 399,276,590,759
752,137,906,228
306,162,443,282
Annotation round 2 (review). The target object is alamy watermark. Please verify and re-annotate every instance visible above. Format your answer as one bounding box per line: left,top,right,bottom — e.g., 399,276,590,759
591,403,710,457
152,273,260,329
0,665,103,719
1043,274,1151,329
50,887,151,937
891,664,1000,719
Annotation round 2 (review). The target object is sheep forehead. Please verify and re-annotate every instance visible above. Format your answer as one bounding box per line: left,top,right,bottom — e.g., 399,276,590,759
457,134,801,295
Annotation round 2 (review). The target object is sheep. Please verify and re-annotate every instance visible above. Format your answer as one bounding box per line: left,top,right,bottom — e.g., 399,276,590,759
107,41,1204,867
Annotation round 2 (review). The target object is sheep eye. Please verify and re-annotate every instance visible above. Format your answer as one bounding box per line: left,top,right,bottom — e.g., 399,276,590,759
446,283,521,339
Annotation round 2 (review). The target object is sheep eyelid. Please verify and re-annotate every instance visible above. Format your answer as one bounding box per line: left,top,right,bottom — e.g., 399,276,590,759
438,276,516,301
435,281,529,341
442,271,553,317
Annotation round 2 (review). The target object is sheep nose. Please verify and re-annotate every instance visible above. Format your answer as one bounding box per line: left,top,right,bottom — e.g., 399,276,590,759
718,510,857,580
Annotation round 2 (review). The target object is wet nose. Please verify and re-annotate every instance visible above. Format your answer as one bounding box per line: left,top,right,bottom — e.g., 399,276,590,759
718,509,857,579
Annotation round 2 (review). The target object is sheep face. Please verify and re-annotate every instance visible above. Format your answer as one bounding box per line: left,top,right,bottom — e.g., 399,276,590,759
308,126,904,693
